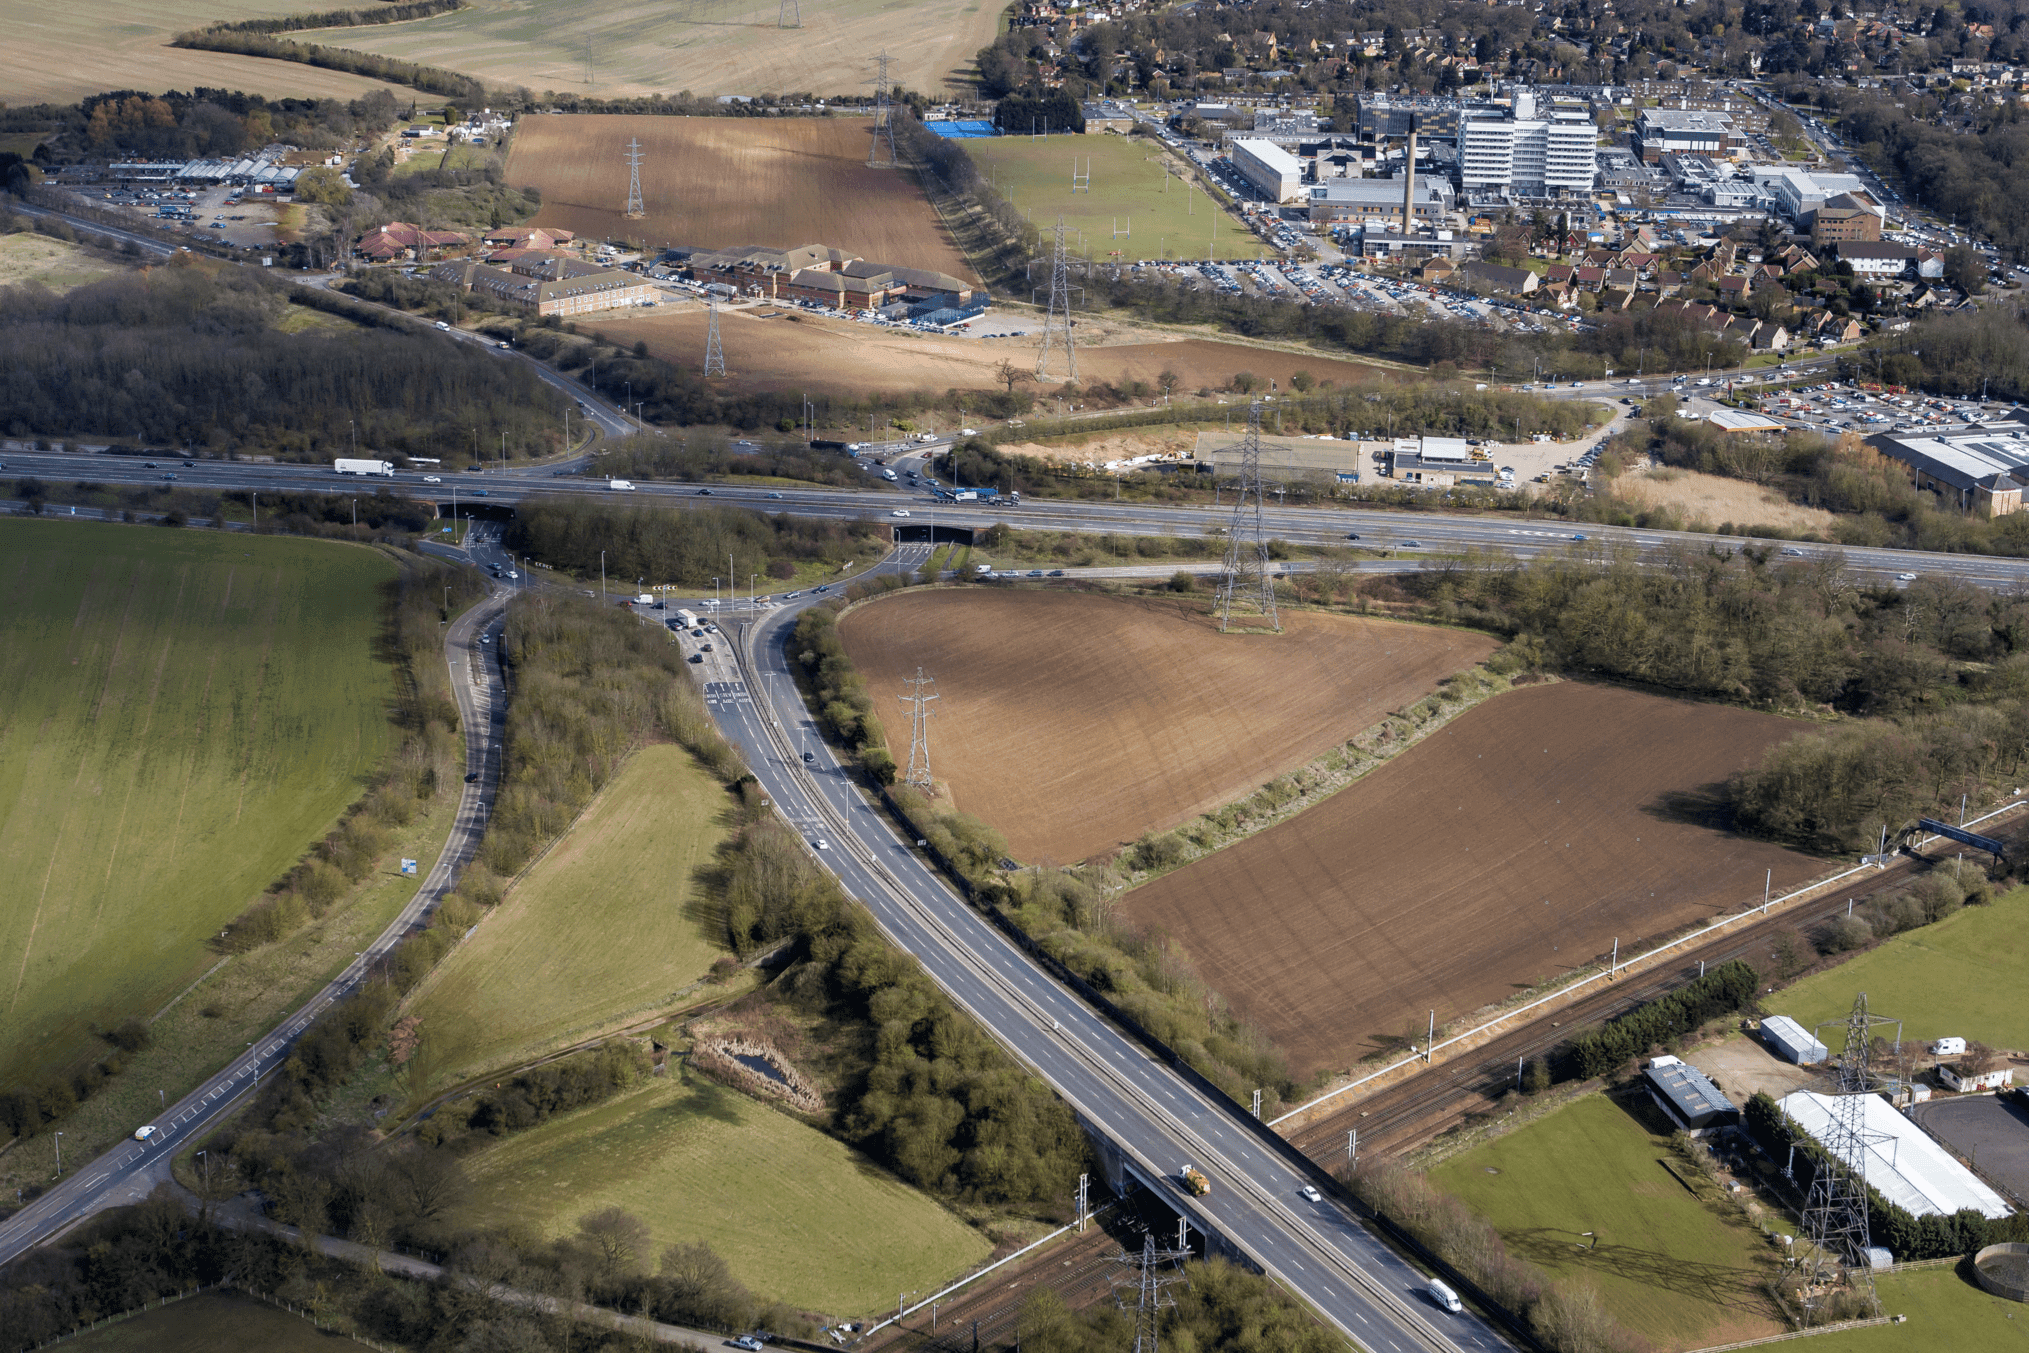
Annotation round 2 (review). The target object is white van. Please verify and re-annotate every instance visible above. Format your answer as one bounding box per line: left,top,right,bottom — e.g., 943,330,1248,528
1428,1279,1462,1314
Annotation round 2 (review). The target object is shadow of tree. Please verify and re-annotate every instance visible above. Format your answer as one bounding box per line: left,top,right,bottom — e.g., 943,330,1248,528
1507,1227,1773,1314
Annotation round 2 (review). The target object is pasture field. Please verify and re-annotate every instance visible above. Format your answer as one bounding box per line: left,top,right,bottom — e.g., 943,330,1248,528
406,744,736,1091
0,520,396,1082
1768,884,2029,1052
964,134,1273,263
1119,681,1821,1076
586,302,1386,396
503,115,972,277
302,0,1003,102
1810,1265,2029,1349
0,234,128,293
836,589,1495,863
55,1292,351,1353
0,0,413,107
447,1073,992,1316
1430,1093,1784,1349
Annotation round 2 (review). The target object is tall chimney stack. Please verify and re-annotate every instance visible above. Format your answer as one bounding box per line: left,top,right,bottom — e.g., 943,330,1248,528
1402,113,1419,238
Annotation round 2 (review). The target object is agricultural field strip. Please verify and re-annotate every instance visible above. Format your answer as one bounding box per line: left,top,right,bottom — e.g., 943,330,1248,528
723,615,1482,1353
1270,799,2028,1131
4,445,2022,597
0,590,511,1268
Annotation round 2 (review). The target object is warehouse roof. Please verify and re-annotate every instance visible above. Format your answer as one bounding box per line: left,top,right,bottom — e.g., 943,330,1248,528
1231,138,1301,174
1647,1056,1737,1126
1708,410,1785,433
1779,1090,2014,1220
1866,421,2029,494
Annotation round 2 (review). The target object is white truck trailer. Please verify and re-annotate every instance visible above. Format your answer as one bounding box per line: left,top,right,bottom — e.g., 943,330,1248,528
334,458,395,477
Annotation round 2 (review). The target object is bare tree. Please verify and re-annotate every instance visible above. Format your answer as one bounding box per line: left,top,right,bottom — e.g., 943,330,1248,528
995,357,1033,395
577,1206,651,1287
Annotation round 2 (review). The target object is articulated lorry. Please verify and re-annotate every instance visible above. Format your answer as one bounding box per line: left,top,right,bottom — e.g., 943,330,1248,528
334,458,395,477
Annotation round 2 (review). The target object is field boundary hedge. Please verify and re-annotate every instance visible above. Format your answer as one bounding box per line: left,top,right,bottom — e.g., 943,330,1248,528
194,0,465,35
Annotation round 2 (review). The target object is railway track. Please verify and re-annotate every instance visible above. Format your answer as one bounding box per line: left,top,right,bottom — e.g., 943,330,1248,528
868,1218,1142,1353
1285,836,2015,1166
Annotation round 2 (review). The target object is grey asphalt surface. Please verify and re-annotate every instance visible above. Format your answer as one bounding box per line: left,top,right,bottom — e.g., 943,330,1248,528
669,591,1504,1353
0,566,512,1271
6,445,2026,598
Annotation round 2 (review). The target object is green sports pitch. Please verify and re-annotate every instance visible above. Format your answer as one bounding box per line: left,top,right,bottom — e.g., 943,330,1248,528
0,521,397,1082
964,133,1274,262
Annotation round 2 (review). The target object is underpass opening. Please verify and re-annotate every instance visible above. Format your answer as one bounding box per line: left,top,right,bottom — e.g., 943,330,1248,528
891,524,986,546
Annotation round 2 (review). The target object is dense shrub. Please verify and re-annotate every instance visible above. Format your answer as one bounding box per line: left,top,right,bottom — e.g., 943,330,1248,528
1562,961,1759,1081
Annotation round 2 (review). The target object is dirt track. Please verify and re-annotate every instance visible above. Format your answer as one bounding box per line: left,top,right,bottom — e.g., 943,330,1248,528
837,589,1494,864
1120,682,1823,1079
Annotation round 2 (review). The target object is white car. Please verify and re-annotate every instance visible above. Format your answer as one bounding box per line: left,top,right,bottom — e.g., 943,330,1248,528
1299,1184,1323,1203
1896,572,1918,581
890,509,911,518
423,475,443,484
134,1125,157,1142
812,839,830,851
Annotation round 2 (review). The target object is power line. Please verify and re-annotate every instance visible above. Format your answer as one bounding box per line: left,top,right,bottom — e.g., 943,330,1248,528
703,293,726,378
1108,1233,1190,1353
1035,215,1079,383
1217,402,1280,633
866,51,898,167
900,667,938,792
1796,992,1902,1324
623,138,646,219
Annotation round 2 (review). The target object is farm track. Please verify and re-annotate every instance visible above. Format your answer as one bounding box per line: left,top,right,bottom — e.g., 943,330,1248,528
1284,837,2015,1166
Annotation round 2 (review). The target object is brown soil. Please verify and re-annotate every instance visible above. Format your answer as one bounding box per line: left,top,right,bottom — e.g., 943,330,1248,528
584,305,1390,400
1119,682,1822,1079
836,589,1495,864
505,115,973,280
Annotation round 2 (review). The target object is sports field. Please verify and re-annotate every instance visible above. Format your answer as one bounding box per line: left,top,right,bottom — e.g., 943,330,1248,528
55,1291,348,1353
0,521,396,1082
504,115,972,276
1119,681,1821,1076
1768,884,2029,1051
837,589,1494,863
586,304,1386,396
0,0,413,107
964,134,1273,262
1430,1093,1784,1349
406,744,735,1090
447,1073,992,1316
303,0,1002,102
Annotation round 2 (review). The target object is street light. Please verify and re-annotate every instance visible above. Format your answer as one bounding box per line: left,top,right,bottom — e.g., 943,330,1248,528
52,1132,62,1178
600,550,606,597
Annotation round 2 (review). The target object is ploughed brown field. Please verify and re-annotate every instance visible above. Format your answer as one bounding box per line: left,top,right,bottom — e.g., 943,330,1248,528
505,116,973,281
836,589,1495,864
1120,682,1823,1078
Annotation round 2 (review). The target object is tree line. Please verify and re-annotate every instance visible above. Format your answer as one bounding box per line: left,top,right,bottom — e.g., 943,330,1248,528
1401,545,2029,849
0,265,566,463
592,431,873,491
195,0,465,35
506,497,884,593
1563,961,1759,1080
169,30,496,105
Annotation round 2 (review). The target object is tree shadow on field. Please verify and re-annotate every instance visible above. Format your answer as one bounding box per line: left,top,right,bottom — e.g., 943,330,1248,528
1641,781,1741,834
1507,1227,1771,1314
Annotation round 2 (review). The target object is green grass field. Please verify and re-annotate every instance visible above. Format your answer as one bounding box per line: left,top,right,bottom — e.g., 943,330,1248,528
406,744,734,1091
0,521,396,1082
53,1292,353,1352
1811,1266,2029,1350
964,134,1273,262
1430,1093,1784,1349
447,1073,992,1316
1769,886,2029,1051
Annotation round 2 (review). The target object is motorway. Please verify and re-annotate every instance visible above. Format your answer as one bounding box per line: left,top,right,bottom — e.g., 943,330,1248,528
10,444,2029,597
678,596,1506,1353
0,564,511,1271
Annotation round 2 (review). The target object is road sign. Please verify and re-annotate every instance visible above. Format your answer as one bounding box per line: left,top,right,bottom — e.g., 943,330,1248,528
400,858,419,875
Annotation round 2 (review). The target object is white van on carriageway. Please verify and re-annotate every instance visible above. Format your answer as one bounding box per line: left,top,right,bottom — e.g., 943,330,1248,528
1427,1278,1463,1314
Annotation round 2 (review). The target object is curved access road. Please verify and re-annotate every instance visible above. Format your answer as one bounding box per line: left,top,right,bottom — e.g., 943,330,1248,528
0,573,510,1268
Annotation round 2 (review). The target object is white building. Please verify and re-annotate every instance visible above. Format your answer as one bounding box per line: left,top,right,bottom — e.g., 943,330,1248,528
1458,104,1596,196
1767,168,1867,222
1778,1091,2014,1220
1229,138,1302,203
1939,1065,2014,1093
